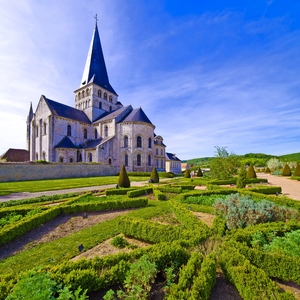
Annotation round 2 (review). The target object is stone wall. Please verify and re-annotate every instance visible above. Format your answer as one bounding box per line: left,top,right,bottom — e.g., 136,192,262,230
0,163,118,182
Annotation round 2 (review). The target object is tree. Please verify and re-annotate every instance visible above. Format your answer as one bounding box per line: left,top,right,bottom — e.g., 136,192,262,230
118,165,130,188
246,164,257,178
282,164,291,176
267,158,282,171
293,164,300,177
196,167,203,177
184,169,191,178
236,165,247,188
265,167,271,173
150,167,159,183
209,146,241,180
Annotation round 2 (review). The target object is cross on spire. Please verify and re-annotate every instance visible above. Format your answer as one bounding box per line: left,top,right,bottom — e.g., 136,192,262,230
94,14,98,25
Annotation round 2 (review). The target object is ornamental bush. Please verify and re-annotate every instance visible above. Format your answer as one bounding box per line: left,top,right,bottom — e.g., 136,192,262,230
293,164,300,176
118,165,130,188
246,164,256,178
282,164,291,176
236,165,247,188
265,167,271,173
150,167,159,183
184,169,191,178
196,167,203,177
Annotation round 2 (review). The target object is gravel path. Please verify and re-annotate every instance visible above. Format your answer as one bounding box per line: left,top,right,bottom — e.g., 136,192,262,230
257,173,300,201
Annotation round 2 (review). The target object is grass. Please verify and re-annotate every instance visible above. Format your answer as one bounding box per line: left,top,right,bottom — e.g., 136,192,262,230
0,176,150,196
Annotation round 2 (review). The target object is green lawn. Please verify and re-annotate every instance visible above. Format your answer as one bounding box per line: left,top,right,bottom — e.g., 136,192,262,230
0,176,149,196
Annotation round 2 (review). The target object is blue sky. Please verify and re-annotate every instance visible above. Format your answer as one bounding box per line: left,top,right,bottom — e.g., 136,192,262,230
1,0,300,160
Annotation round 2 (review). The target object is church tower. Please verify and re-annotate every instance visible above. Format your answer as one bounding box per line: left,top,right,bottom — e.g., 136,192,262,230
74,17,122,122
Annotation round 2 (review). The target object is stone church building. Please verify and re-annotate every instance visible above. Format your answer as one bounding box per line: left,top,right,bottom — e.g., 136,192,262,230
27,22,167,172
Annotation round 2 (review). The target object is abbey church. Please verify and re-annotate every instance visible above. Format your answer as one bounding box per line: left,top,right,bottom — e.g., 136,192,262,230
26,22,169,172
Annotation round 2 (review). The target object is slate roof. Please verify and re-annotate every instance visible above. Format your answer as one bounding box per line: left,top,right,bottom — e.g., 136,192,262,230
54,136,77,149
0,148,30,162
122,107,153,125
94,105,131,123
80,139,102,149
80,24,117,95
166,152,181,161
44,96,91,124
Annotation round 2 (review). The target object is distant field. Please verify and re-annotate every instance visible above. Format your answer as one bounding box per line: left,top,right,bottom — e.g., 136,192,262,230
0,176,149,196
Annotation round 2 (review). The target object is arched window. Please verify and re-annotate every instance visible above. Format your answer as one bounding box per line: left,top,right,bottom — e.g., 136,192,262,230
42,151,46,160
89,153,92,162
104,92,107,100
86,88,89,96
148,137,152,148
59,156,64,163
70,158,74,163
137,136,142,148
148,155,151,166
94,128,97,139
125,154,128,167
161,149,163,156
83,128,87,139
78,92,81,99
99,102,102,109
109,95,112,103
44,122,47,135
67,125,71,136
36,153,38,160
156,149,158,155
79,153,82,162
108,158,112,165
82,90,85,98
104,125,108,137
161,159,163,168
36,126,39,137
137,154,141,166
124,136,128,148
85,100,88,108
98,90,102,97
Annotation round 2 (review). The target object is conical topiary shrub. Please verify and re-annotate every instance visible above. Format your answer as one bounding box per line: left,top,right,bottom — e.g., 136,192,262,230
118,165,130,188
150,167,159,183
282,164,291,176
184,169,191,178
265,167,271,173
236,165,247,188
293,163,300,177
246,164,257,178
197,167,203,177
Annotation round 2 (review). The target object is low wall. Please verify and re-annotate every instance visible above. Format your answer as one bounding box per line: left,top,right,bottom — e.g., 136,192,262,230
0,163,118,182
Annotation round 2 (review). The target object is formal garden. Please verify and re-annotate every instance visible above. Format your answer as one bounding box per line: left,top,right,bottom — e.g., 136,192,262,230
0,161,300,300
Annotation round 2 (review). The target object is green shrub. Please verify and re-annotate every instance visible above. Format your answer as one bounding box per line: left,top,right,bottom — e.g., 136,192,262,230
184,169,191,178
265,167,271,173
153,189,167,200
213,193,299,229
118,165,130,188
127,187,153,198
282,164,292,176
150,167,159,183
246,186,281,194
196,168,203,177
110,236,129,248
236,165,247,188
293,163,300,177
246,164,256,178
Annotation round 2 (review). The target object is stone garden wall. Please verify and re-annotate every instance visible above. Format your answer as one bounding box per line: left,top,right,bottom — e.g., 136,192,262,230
0,163,118,182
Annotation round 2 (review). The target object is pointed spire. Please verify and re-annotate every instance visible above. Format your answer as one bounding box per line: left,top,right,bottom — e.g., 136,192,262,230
80,22,117,95
27,102,33,122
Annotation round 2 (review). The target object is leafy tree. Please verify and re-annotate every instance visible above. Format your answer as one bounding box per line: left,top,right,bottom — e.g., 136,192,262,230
196,167,203,177
184,169,191,178
267,158,282,171
150,167,159,183
236,165,247,188
293,163,300,176
282,164,291,176
246,164,257,178
209,146,241,179
118,165,130,188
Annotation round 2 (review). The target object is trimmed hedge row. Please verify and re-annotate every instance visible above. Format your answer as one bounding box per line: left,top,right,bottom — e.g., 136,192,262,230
157,186,182,194
207,178,268,185
220,244,295,300
209,216,227,237
235,242,300,285
246,186,282,194
169,201,209,233
0,197,148,247
167,253,216,300
117,216,207,246
0,192,81,208
153,189,167,200
0,206,61,247
105,188,135,196
127,187,153,198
